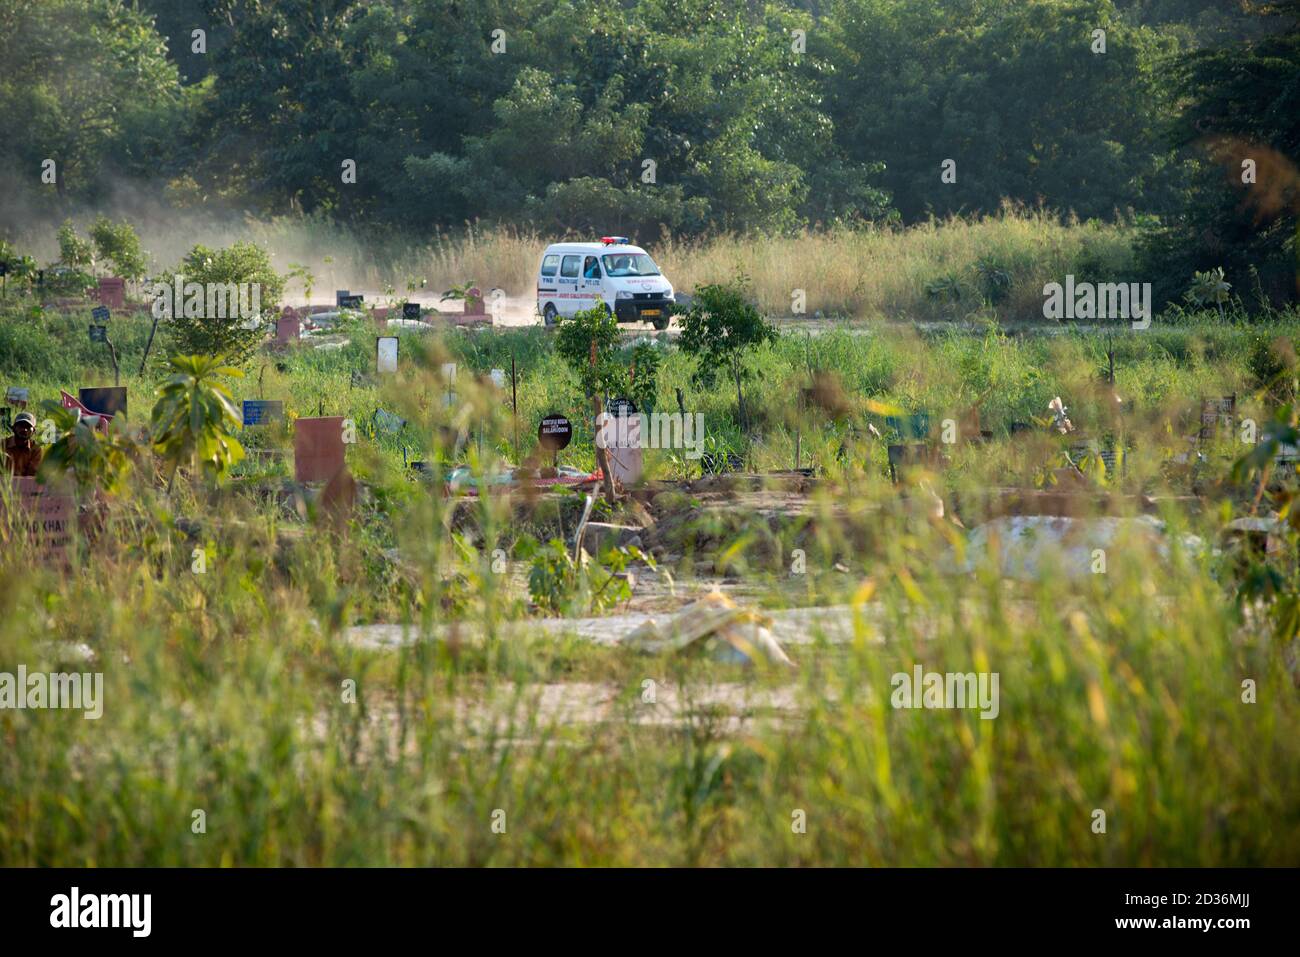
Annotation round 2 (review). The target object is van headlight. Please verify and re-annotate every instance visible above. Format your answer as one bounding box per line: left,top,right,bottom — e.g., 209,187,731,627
615,291,632,300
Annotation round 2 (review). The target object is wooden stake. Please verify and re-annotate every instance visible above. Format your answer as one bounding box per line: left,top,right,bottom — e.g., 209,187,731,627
591,338,615,501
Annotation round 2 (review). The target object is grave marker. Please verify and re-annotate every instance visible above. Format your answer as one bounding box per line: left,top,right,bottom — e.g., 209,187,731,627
1199,395,1236,443
374,408,405,433
241,400,284,426
402,302,421,321
885,413,931,440
96,277,125,310
441,363,458,407
6,387,29,407
464,287,486,316
607,446,643,486
79,386,127,418
275,315,301,344
888,443,937,483
538,414,573,456
376,336,398,374
0,477,75,566
294,416,347,483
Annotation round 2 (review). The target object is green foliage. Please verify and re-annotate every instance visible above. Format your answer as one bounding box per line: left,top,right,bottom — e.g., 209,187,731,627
0,0,183,200
150,354,245,483
56,221,93,270
679,280,777,428
1139,0,1300,310
1231,402,1300,642
975,257,1015,305
285,263,315,303
821,0,1181,223
519,534,650,616
168,0,888,234
554,305,626,399
89,215,148,281
35,402,136,493
0,240,37,283
439,280,478,303
627,340,661,413
161,241,285,365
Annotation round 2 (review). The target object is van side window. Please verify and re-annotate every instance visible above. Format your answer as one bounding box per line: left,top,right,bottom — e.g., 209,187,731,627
560,255,580,278
541,254,560,277
583,256,601,280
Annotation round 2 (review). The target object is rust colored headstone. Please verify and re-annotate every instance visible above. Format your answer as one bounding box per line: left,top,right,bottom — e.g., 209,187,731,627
320,467,357,526
96,277,126,310
276,315,301,343
294,416,346,483
0,477,75,566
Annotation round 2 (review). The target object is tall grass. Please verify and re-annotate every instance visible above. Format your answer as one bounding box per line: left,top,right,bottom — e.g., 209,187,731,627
10,207,1135,321
1,238,1298,867
2,442,1298,865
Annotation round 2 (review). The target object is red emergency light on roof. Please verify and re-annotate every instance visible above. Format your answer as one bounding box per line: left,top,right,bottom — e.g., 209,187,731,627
600,236,630,246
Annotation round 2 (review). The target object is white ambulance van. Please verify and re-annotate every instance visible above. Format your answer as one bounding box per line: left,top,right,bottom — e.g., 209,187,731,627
537,237,675,329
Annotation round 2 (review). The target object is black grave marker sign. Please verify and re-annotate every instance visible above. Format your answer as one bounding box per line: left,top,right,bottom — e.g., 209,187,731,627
79,387,127,417
538,414,573,452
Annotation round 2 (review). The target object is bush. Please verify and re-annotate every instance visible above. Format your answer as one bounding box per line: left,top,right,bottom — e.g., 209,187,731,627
89,216,148,281
56,220,93,270
160,241,285,365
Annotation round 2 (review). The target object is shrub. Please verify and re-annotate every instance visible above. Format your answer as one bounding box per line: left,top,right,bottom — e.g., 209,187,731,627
89,215,148,281
160,241,285,365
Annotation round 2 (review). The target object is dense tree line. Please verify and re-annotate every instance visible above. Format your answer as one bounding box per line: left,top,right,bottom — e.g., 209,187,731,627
0,0,1295,304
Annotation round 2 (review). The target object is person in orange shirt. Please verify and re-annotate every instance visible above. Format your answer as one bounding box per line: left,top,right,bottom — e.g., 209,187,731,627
3,412,44,477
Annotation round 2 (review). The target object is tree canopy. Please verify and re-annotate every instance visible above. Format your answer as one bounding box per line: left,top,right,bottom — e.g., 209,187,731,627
0,0,1296,304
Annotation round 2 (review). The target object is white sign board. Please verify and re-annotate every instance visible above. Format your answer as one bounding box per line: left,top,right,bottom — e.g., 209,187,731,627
376,336,399,374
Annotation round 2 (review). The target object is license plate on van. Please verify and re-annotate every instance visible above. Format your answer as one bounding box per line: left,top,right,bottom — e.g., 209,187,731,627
641,309,661,317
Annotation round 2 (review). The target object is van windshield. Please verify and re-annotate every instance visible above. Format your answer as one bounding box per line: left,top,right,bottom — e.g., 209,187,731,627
602,253,660,277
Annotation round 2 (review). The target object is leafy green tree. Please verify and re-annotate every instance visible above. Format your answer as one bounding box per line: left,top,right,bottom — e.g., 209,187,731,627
627,340,661,413
0,241,37,284
139,0,231,84
392,0,894,231
89,216,148,281
150,354,245,485
57,221,94,270
1140,0,1300,308
678,281,778,430
554,305,628,400
0,0,182,201
161,241,285,365
553,305,627,498
821,0,1179,223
